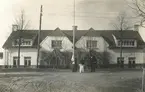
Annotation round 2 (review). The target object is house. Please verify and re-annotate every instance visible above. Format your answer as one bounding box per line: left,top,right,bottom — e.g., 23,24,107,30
2,25,145,68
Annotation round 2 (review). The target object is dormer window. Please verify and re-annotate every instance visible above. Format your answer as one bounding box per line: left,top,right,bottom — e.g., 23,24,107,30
13,39,32,46
117,39,136,47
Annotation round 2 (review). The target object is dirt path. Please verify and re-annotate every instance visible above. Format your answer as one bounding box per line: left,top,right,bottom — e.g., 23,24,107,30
0,71,142,92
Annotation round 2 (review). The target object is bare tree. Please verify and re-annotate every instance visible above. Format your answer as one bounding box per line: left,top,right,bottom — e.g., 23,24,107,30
131,0,145,27
110,11,134,68
15,9,30,30
15,9,30,68
111,11,133,30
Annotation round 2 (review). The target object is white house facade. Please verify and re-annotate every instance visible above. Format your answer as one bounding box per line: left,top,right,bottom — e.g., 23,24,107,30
2,26,145,68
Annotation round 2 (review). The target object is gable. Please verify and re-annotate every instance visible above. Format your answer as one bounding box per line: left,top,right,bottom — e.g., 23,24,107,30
40,36,73,51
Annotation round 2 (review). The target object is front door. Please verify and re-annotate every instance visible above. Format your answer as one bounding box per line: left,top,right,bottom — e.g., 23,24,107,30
24,57,31,67
13,57,20,68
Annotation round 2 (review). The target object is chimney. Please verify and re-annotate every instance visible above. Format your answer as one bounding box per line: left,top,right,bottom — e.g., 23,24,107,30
134,24,140,31
72,26,77,31
12,24,18,31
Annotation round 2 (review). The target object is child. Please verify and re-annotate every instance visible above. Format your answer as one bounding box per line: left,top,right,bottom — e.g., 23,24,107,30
79,59,85,73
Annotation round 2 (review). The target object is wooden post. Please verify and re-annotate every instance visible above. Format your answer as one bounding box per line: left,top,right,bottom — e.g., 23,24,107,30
37,5,43,68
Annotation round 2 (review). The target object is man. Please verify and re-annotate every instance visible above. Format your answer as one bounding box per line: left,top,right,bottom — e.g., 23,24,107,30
90,56,97,72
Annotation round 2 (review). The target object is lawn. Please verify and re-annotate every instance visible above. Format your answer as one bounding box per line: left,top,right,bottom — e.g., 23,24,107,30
0,70,143,92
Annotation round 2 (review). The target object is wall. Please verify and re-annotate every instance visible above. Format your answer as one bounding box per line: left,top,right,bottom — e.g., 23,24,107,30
5,48,37,67
107,48,144,64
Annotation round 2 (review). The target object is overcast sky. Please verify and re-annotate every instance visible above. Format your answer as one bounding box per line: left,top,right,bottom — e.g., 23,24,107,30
0,0,138,51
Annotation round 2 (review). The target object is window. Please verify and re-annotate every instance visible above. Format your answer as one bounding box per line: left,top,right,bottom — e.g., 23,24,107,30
13,57,19,67
0,52,3,59
51,40,62,49
24,57,31,67
22,40,31,45
130,41,135,46
117,40,136,47
13,39,32,46
86,40,97,49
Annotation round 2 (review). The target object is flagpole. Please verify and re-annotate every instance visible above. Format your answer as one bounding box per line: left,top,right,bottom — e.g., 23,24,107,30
72,0,77,72
37,5,43,68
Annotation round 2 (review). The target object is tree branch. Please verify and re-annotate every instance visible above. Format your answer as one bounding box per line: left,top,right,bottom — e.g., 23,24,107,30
14,9,30,30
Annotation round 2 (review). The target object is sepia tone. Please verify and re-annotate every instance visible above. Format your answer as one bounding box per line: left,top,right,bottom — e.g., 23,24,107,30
0,0,145,92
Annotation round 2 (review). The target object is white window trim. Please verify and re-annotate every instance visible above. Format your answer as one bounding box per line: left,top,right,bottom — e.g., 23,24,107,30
51,40,62,49
24,57,31,66
13,57,19,66
117,39,137,47
12,39,32,46
86,40,98,49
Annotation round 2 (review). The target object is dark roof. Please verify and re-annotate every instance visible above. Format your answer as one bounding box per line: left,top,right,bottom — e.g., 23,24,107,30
101,31,145,49
3,29,145,49
63,30,88,43
3,30,38,49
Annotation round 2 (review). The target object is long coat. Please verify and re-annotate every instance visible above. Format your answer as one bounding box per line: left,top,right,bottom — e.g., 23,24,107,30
90,56,97,72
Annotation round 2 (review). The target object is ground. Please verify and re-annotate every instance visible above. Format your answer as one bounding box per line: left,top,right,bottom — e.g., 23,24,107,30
0,69,143,92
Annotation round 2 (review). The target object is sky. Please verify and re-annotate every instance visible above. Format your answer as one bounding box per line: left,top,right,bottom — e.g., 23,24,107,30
0,0,140,51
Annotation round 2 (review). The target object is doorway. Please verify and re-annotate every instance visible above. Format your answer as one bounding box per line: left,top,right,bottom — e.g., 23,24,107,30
13,57,20,68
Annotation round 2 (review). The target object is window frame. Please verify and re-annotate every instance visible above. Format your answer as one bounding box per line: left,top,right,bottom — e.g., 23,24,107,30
86,40,97,49
51,40,62,49
13,39,32,46
13,57,19,67
117,39,136,47
24,57,31,67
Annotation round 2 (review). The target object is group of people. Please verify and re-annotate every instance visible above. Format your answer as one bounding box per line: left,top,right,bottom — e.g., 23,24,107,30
78,55,97,73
